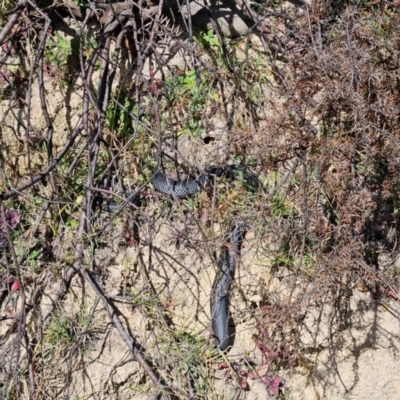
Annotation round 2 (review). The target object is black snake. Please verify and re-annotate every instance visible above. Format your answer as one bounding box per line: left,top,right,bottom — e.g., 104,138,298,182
210,221,246,350
100,166,251,351
152,166,237,198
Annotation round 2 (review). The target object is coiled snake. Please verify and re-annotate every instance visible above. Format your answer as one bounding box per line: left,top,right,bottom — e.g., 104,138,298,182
100,165,251,350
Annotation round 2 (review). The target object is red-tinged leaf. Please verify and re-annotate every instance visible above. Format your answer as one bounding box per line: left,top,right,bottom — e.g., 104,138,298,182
5,209,20,229
254,363,270,377
248,372,255,380
11,280,20,291
268,375,281,398
217,362,228,370
239,370,248,377
257,342,268,352
266,349,278,362
268,385,279,398
260,376,269,385
238,376,248,389
271,375,281,387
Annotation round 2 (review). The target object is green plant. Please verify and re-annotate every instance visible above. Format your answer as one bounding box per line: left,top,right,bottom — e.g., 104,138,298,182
0,0,14,22
163,67,212,137
196,30,220,49
270,193,296,218
106,96,137,136
45,312,74,346
158,329,217,398
45,32,76,68
44,308,98,353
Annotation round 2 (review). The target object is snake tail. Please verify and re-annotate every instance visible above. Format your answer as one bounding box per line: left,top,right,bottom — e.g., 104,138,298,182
211,221,246,350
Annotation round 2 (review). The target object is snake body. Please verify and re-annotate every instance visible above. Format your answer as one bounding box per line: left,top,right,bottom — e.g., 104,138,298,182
211,221,246,350
152,172,209,198
101,167,250,350
100,189,141,212
152,166,236,198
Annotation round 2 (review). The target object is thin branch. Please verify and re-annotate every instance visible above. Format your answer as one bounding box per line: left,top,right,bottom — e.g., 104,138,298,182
0,0,27,46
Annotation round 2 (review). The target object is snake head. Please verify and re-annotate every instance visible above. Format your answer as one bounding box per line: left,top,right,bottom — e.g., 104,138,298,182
205,165,237,179
92,195,104,210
